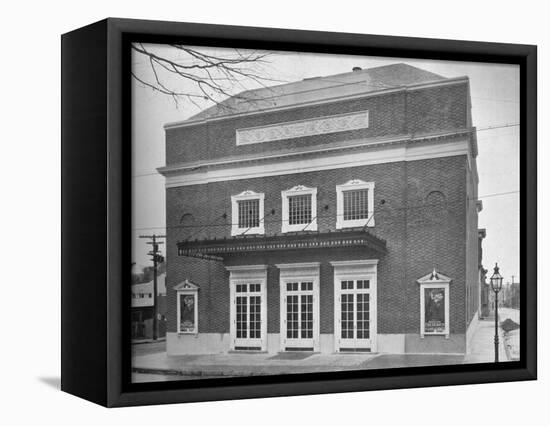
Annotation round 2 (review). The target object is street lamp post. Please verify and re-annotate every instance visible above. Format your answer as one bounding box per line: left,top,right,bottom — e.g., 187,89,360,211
490,263,503,362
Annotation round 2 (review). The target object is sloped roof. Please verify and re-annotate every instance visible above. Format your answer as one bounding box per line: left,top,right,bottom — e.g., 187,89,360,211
187,63,446,122
132,273,166,296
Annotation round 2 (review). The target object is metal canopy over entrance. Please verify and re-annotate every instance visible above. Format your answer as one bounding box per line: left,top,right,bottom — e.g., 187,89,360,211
176,228,387,260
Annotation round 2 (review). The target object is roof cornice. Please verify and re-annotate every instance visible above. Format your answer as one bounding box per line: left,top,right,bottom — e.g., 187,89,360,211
157,128,475,177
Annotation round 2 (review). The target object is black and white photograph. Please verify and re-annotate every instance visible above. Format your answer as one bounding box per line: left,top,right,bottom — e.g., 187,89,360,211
130,44,520,383
3,0,546,420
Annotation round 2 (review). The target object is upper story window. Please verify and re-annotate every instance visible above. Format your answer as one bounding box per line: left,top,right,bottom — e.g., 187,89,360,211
231,190,265,236
282,185,317,233
336,179,375,229
289,194,312,225
238,199,260,228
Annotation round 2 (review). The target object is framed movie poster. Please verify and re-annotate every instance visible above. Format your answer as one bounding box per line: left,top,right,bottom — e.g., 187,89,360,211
61,18,537,407
418,271,451,337
175,280,199,334
425,288,446,333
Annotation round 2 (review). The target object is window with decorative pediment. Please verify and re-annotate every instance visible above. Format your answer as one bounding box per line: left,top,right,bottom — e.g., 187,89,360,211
336,180,375,229
174,279,200,334
231,190,265,236
417,270,452,338
281,185,317,233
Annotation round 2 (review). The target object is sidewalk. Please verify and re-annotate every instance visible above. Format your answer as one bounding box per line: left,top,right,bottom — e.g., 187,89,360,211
132,316,516,379
132,350,466,379
133,352,380,377
463,317,508,364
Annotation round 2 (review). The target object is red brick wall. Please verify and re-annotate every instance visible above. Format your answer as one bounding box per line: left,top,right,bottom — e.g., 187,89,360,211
399,157,468,334
165,155,468,336
166,256,230,334
406,85,469,134
165,83,468,165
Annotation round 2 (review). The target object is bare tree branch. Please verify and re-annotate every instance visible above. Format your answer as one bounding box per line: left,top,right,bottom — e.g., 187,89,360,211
131,43,287,111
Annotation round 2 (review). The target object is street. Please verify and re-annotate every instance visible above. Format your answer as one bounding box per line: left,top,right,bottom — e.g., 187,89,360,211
131,340,166,357
499,308,520,361
132,340,172,382
132,372,187,382
500,307,520,324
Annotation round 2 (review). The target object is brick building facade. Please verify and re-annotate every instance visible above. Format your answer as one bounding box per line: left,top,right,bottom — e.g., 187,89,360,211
158,63,482,355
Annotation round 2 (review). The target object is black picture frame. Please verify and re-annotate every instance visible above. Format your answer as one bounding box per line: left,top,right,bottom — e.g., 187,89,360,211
61,17,537,407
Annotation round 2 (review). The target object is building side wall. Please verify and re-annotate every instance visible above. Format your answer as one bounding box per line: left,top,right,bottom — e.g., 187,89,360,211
165,83,468,165
465,164,480,326
402,158,468,336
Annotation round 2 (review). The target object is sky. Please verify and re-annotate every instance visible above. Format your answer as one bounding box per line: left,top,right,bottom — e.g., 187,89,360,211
131,45,520,285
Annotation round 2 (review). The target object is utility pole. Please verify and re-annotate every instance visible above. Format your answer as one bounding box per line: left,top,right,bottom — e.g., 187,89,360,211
511,275,516,309
139,234,165,340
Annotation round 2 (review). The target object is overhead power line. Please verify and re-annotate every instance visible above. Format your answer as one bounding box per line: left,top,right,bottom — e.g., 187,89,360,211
131,122,520,179
476,123,519,132
131,189,519,232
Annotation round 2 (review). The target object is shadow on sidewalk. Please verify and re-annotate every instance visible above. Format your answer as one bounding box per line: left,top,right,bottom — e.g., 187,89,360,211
37,377,61,390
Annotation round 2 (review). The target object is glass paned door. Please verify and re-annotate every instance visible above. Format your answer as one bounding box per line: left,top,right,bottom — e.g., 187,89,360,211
338,279,372,351
284,281,314,349
234,283,263,349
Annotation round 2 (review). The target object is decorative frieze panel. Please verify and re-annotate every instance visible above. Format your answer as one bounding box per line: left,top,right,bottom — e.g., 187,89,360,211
236,110,369,145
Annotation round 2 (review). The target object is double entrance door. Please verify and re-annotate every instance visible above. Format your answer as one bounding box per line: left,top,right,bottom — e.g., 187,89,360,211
229,262,376,353
335,277,375,352
228,264,268,352
282,281,315,350
279,263,320,352
234,282,263,350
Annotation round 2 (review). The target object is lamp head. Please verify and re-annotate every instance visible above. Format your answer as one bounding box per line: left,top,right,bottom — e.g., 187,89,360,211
490,263,503,292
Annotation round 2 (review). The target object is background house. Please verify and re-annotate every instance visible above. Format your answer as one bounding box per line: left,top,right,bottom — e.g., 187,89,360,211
131,271,167,340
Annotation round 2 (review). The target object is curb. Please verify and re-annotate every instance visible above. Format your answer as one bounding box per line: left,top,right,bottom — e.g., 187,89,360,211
498,314,509,361
503,335,512,361
133,367,260,377
131,365,366,377
502,331,520,361
132,338,167,345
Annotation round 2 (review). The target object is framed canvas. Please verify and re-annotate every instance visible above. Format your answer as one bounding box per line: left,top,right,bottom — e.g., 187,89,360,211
61,18,537,407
